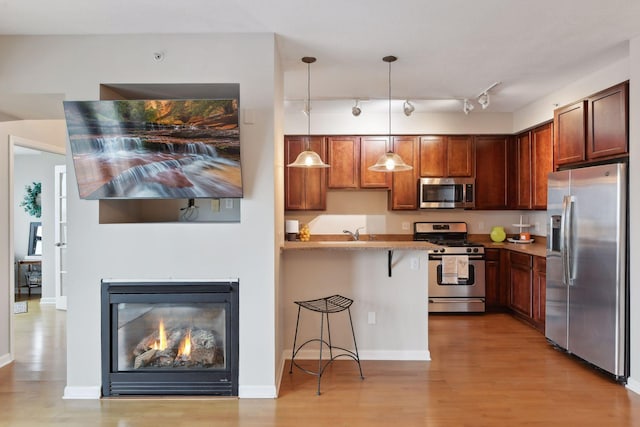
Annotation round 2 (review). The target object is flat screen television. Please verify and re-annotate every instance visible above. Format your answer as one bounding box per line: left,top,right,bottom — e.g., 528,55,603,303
63,99,242,199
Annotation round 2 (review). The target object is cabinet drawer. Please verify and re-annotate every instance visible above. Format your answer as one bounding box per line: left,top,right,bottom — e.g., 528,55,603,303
534,256,546,272
510,251,532,267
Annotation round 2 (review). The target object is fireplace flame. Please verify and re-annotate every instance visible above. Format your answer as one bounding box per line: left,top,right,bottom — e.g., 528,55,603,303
177,329,192,357
151,319,168,351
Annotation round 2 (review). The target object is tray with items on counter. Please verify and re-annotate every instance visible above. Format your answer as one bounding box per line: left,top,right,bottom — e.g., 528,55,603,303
507,238,535,244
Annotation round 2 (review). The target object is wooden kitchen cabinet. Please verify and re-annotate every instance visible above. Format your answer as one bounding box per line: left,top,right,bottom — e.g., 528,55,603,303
512,122,553,210
531,123,553,209
485,248,507,312
419,135,473,177
553,100,586,168
506,251,546,333
532,256,546,333
586,82,628,161
389,136,419,210
508,251,533,318
474,135,509,209
554,81,628,170
327,136,360,189
284,136,327,210
360,136,392,188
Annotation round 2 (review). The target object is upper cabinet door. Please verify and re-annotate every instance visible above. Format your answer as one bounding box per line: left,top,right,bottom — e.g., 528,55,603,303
446,135,474,177
327,136,360,189
360,136,391,188
587,81,628,160
284,136,327,210
531,123,553,210
474,135,509,210
390,136,419,210
554,100,587,169
419,136,446,177
514,131,532,210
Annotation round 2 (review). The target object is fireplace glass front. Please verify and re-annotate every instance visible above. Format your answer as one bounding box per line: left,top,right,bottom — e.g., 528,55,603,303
117,303,226,371
102,281,238,396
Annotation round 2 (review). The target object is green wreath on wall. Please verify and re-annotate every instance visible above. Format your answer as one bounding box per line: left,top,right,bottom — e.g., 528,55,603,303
20,182,42,218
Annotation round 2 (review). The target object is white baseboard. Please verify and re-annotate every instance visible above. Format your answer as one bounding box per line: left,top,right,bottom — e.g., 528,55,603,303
626,377,640,395
284,348,431,361
238,385,277,399
39,297,56,305
0,353,13,368
63,386,101,400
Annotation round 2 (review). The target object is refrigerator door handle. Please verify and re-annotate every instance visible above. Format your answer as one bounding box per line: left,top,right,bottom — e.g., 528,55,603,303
562,195,575,286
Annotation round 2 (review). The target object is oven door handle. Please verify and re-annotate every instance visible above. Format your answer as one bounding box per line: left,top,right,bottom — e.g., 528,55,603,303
428,298,486,303
429,255,485,261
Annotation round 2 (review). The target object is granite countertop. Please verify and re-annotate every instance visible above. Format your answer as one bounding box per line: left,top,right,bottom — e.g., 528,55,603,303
282,234,547,257
282,239,438,251
471,235,547,258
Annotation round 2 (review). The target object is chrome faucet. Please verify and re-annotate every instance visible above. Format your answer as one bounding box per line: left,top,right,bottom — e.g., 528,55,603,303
343,227,364,241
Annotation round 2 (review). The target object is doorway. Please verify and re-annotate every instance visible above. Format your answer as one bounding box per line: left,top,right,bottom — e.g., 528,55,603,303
8,135,66,361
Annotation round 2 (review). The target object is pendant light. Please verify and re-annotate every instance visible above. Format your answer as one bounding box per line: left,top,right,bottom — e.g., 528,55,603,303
368,56,412,172
287,56,330,168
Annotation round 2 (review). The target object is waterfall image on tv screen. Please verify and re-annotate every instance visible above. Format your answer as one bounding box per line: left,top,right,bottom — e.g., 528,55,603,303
63,99,242,199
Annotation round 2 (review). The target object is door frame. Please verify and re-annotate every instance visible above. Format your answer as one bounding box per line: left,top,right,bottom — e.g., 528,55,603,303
8,135,65,361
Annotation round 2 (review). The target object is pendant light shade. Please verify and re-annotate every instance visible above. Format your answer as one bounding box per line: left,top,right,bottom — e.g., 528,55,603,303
368,151,413,172
368,55,413,173
289,148,329,168
287,57,329,168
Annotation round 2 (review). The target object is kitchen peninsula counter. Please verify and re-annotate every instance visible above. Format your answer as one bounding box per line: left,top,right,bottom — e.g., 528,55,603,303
282,240,438,251
280,235,431,363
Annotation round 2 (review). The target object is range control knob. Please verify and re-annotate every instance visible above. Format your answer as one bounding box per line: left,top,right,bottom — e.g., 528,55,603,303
466,248,472,253
473,248,479,253
439,248,446,253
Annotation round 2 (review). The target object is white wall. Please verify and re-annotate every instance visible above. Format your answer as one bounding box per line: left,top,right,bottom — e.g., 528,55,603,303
0,34,279,398
14,150,66,301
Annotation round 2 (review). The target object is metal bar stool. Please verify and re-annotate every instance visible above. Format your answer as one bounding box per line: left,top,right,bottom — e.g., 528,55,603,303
289,294,364,395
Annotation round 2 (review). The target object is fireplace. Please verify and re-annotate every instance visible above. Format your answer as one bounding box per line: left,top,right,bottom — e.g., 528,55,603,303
101,280,239,396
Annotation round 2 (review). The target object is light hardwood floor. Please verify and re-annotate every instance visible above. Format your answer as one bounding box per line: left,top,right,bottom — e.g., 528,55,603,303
3,301,640,426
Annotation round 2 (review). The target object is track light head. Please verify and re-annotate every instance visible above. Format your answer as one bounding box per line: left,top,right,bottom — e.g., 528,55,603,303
463,98,474,115
477,92,490,109
403,100,415,116
352,100,362,116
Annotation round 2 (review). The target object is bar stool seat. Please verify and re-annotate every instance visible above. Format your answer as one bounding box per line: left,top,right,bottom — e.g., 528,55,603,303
289,294,364,395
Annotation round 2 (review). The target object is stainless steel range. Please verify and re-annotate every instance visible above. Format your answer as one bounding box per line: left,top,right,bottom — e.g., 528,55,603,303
413,222,486,313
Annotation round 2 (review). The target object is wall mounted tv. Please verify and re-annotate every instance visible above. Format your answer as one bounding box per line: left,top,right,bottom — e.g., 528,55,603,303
63,99,242,199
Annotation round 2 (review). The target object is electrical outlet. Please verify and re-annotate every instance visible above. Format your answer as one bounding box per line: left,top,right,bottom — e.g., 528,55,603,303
535,222,540,232
478,221,485,232
402,222,410,230
410,258,419,270
211,199,220,212
368,312,376,325
225,199,233,209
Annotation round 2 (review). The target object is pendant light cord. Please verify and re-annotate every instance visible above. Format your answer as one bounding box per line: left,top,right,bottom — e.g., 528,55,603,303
388,59,391,151
307,60,311,138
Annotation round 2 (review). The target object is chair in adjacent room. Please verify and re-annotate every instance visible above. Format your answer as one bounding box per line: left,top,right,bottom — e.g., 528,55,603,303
289,294,364,395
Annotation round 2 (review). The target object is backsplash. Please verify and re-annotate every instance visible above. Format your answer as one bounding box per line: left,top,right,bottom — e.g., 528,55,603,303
286,190,548,237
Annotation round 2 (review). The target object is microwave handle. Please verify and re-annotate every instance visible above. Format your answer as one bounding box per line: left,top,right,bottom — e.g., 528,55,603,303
465,183,474,203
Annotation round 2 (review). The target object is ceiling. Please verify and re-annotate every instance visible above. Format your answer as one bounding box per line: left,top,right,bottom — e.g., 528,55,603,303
1,0,640,118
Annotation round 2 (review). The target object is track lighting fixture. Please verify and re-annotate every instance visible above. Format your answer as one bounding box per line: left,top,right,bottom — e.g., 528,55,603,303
287,57,330,168
463,98,474,115
403,100,415,116
477,92,490,109
352,99,362,116
368,56,413,173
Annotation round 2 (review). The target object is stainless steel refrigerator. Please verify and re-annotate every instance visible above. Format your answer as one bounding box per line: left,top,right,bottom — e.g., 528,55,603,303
546,162,628,379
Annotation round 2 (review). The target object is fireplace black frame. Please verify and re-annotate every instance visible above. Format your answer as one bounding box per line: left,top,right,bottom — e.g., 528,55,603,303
101,280,239,397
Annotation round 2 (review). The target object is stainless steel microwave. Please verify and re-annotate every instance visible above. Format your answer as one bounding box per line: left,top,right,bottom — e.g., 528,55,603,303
419,177,475,209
